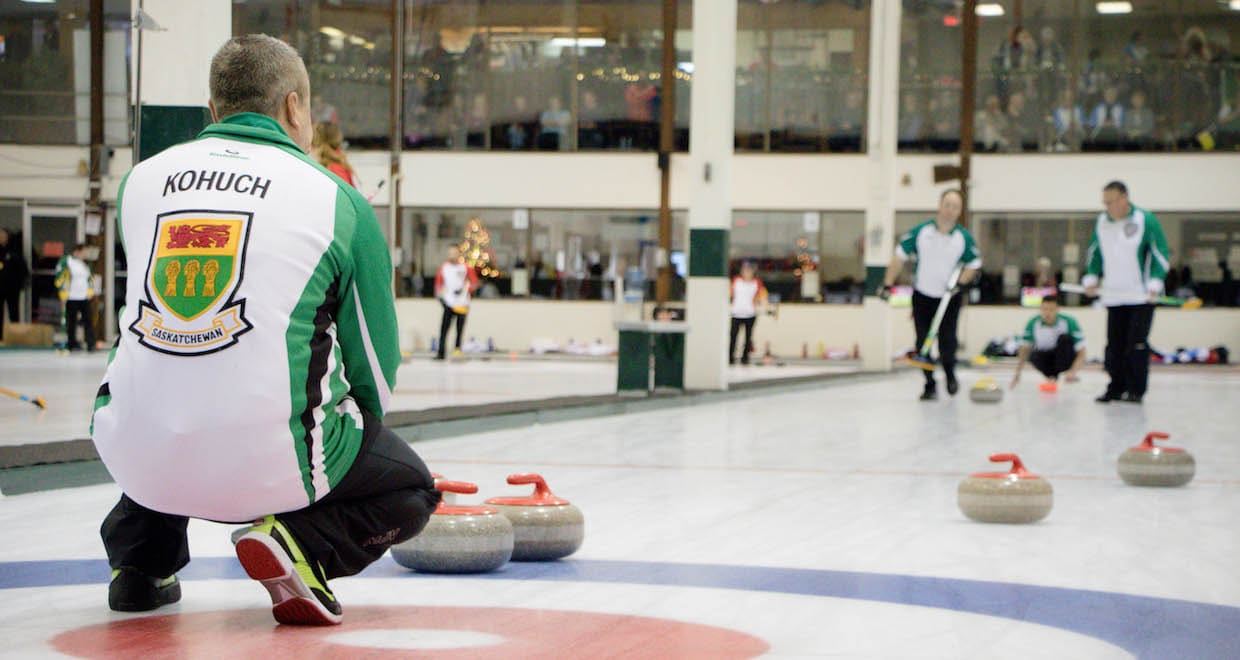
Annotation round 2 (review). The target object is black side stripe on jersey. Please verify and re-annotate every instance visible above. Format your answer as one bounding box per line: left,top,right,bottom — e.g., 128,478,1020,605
95,382,110,399
299,279,340,492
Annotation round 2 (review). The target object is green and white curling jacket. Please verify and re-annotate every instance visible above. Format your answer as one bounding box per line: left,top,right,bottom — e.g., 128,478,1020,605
92,113,399,522
1082,205,1170,307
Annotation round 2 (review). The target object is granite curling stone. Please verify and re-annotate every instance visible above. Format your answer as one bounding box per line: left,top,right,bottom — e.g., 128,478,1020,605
958,453,1053,524
969,377,1003,403
1117,431,1195,487
485,473,584,561
390,480,514,573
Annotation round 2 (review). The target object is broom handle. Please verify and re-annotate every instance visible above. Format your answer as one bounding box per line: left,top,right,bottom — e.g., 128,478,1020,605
919,265,963,356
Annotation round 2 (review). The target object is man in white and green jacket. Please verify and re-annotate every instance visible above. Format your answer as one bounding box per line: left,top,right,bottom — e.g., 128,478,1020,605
1010,293,1086,388
1083,180,1169,404
92,35,439,625
880,189,982,400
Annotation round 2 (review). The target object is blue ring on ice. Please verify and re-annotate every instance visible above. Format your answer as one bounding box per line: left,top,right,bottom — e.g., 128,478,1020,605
2,557,1237,658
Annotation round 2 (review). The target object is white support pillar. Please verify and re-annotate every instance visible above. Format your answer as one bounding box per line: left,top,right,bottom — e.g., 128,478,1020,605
684,0,738,391
861,0,902,372
133,0,232,108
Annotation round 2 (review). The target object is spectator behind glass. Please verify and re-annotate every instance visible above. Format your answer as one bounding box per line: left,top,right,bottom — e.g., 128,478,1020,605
419,32,453,111
1124,89,1155,149
1005,91,1042,152
975,94,1010,152
1217,89,1240,150
1178,27,1217,140
577,89,605,149
624,81,656,122
1051,89,1085,150
996,26,1036,72
312,123,356,188
538,95,572,151
1078,48,1105,108
995,27,1037,104
1089,86,1125,148
1124,31,1149,65
1037,27,1064,70
506,95,530,150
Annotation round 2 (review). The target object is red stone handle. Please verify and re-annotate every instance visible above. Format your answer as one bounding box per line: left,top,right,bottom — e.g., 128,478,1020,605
508,473,549,492
506,473,566,504
436,480,478,495
1141,432,1170,448
989,453,1030,476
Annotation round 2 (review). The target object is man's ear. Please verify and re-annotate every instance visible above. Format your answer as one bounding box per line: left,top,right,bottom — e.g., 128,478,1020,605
208,100,220,123
285,91,306,132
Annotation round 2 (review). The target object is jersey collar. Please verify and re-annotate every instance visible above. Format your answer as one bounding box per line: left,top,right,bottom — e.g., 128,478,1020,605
198,112,303,152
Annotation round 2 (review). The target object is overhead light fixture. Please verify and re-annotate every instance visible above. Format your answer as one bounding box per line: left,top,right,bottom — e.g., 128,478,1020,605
976,4,1005,17
21,0,58,4
1230,0,1240,10
1096,2,1133,14
550,37,605,48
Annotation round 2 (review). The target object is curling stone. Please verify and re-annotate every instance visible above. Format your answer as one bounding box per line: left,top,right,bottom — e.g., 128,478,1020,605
958,453,1053,524
485,474,584,561
1117,431,1195,487
1038,381,1058,393
969,377,1003,403
390,480,513,573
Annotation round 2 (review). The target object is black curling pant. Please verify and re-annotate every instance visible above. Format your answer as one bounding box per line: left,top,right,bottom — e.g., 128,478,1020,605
1030,334,1077,379
729,316,756,363
911,290,963,385
1103,303,1154,398
437,302,467,358
101,410,441,580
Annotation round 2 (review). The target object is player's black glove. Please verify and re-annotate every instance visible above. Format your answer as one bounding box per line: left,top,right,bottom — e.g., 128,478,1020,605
876,284,891,301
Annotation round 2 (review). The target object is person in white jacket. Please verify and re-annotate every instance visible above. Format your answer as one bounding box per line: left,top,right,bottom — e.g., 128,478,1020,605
728,261,768,365
1083,180,1169,404
434,245,478,359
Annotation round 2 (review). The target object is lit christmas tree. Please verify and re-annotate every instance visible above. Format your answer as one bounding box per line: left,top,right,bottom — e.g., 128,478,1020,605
458,217,499,278
792,237,816,278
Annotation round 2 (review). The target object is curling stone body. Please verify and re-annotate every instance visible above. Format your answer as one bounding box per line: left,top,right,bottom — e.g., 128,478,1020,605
958,454,1052,524
390,481,514,573
486,474,584,561
969,378,1003,403
1117,432,1195,487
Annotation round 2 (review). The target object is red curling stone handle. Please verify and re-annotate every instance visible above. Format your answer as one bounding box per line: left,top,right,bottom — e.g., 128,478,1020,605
507,473,551,496
989,453,1030,476
1140,431,1170,448
436,480,478,495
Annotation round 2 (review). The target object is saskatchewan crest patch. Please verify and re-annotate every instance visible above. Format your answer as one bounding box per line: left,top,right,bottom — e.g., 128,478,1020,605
131,209,254,355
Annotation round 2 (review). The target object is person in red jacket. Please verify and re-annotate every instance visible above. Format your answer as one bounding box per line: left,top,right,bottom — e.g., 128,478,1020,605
434,245,478,359
729,261,768,365
312,122,356,188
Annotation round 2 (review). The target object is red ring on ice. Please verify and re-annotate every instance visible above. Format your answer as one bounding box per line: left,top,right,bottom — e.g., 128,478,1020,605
52,605,769,658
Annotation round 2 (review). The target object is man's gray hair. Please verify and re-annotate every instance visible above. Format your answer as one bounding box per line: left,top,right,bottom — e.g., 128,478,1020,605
209,34,308,120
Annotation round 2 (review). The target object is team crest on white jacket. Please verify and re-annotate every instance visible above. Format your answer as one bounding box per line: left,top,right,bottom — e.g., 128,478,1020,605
131,209,254,355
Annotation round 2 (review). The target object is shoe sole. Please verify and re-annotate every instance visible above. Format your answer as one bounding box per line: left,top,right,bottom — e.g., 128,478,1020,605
235,533,342,626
